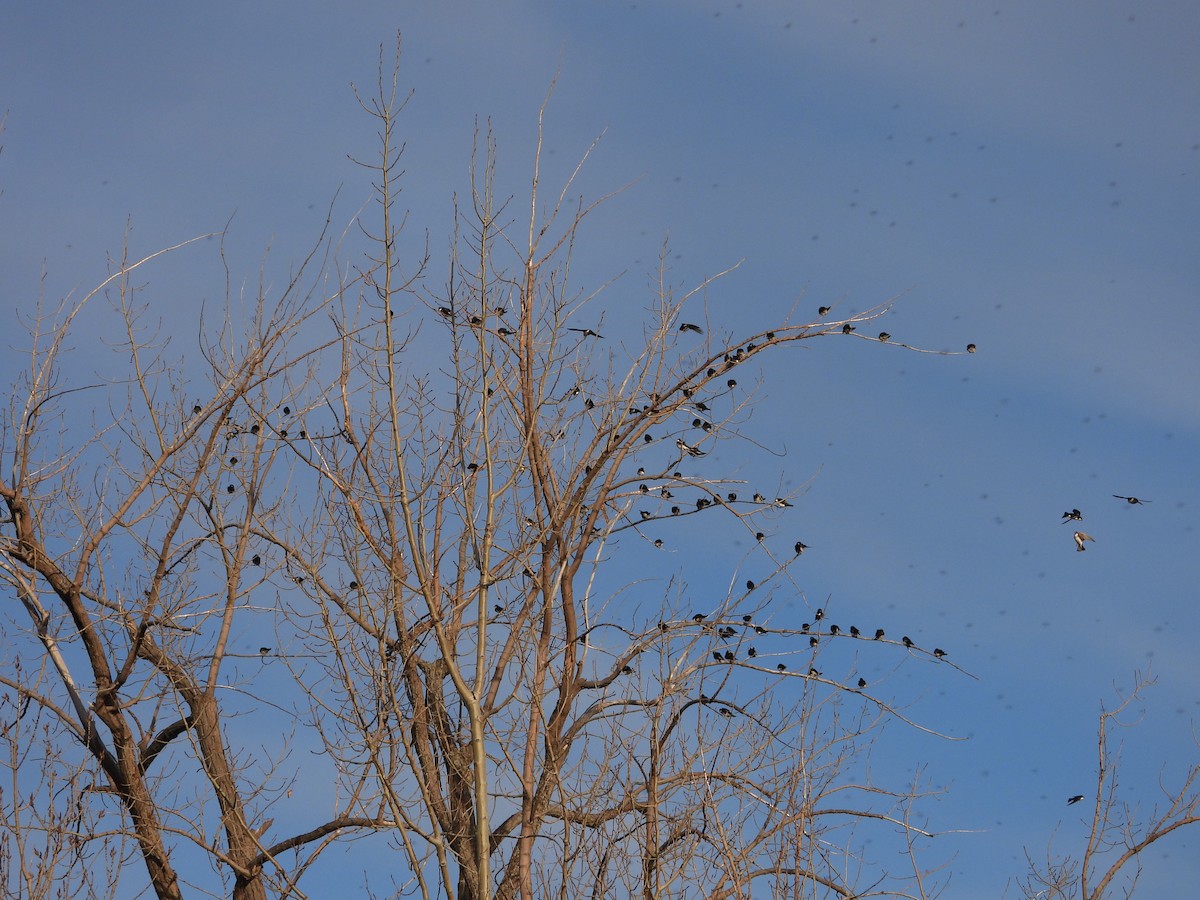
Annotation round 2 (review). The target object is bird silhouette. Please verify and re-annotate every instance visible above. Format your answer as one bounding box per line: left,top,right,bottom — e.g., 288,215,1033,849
877,332,891,342
814,608,824,621
251,554,261,566
1073,531,1095,552
755,625,768,635
746,580,755,590
829,624,840,635
192,404,202,415
259,647,271,655
842,323,855,334
747,647,757,658
1067,795,1085,805
742,614,753,623
809,636,818,647
713,651,723,661
933,648,947,658
902,636,913,648
1113,495,1150,505
794,541,808,555
692,613,707,622
1062,509,1083,522
755,532,765,542
967,343,977,353
818,306,830,316
775,497,794,508
808,667,821,677
567,327,604,338
857,677,867,688
849,626,860,638
874,628,885,640
777,663,787,670
676,439,705,457
678,322,703,334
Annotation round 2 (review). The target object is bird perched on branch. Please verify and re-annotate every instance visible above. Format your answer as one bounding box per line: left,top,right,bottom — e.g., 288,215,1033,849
1061,509,1083,522
842,323,855,334
676,439,705,457
877,332,891,342
1073,531,1095,552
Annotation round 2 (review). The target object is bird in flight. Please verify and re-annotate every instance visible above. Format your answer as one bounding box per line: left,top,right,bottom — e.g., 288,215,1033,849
1073,531,1095,552
1113,495,1150,505
1061,509,1083,522
678,322,703,334
1067,795,1085,805
567,327,604,339
676,439,705,457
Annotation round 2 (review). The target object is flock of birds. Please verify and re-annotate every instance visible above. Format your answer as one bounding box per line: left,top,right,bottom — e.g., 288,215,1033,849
1064,494,1150,553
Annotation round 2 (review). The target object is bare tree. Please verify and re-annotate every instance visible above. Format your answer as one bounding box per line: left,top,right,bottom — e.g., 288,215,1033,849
1017,671,1200,899
2,40,977,900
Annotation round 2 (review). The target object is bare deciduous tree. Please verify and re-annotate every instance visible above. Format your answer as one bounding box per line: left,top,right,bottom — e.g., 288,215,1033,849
1018,671,1200,899
1,40,1018,900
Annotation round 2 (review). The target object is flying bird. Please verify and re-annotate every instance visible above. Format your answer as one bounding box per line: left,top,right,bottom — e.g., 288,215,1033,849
678,322,703,334
676,439,705,457
1113,495,1150,505
567,327,604,339
1067,795,1085,805
1061,509,1083,522
1073,531,1095,552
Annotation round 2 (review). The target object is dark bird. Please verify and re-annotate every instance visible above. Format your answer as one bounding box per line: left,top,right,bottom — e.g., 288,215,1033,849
755,625,767,635
775,497,794,508
829,624,840,635
902,636,914,648
755,532,765,542
777,663,787,670
1062,509,1083,522
644,434,654,443
654,539,664,548
809,636,819,647
230,456,238,464
493,605,504,614
639,510,651,520
226,485,236,494
842,323,855,334
469,315,482,325
967,343,977,353
497,327,515,336
727,379,737,388
585,398,594,409
794,541,808,555
1073,531,1095,552
676,439,705,457
282,406,291,416
747,647,757,658
640,484,650,493
801,623,809,633
671,507,680,515
874,628,885,640
1113,495,1150,505
877,332,891,342
857,677,867,688
818,306,830,316
250,423,260,434
742,614,753,623
1067,795,1085,805
850,626,860,638
567,327,604,339
717,707,733,717
727,492,737,501
814,608,824,621
348,581,359,590
753,492,766,503
259,647,271,655
766,331,776,339
622,665,633,675
724,650,735,661
678,322,703,334
192,404,202,415
692,613,707,622
713,651,723,661
746,580,755,591
251,554,261,566
659,621,669,632
933,648,947,658
808,667,821,677
437,306,454,318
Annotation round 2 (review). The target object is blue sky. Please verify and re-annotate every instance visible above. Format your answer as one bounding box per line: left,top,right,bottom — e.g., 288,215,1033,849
3,1,1198,895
